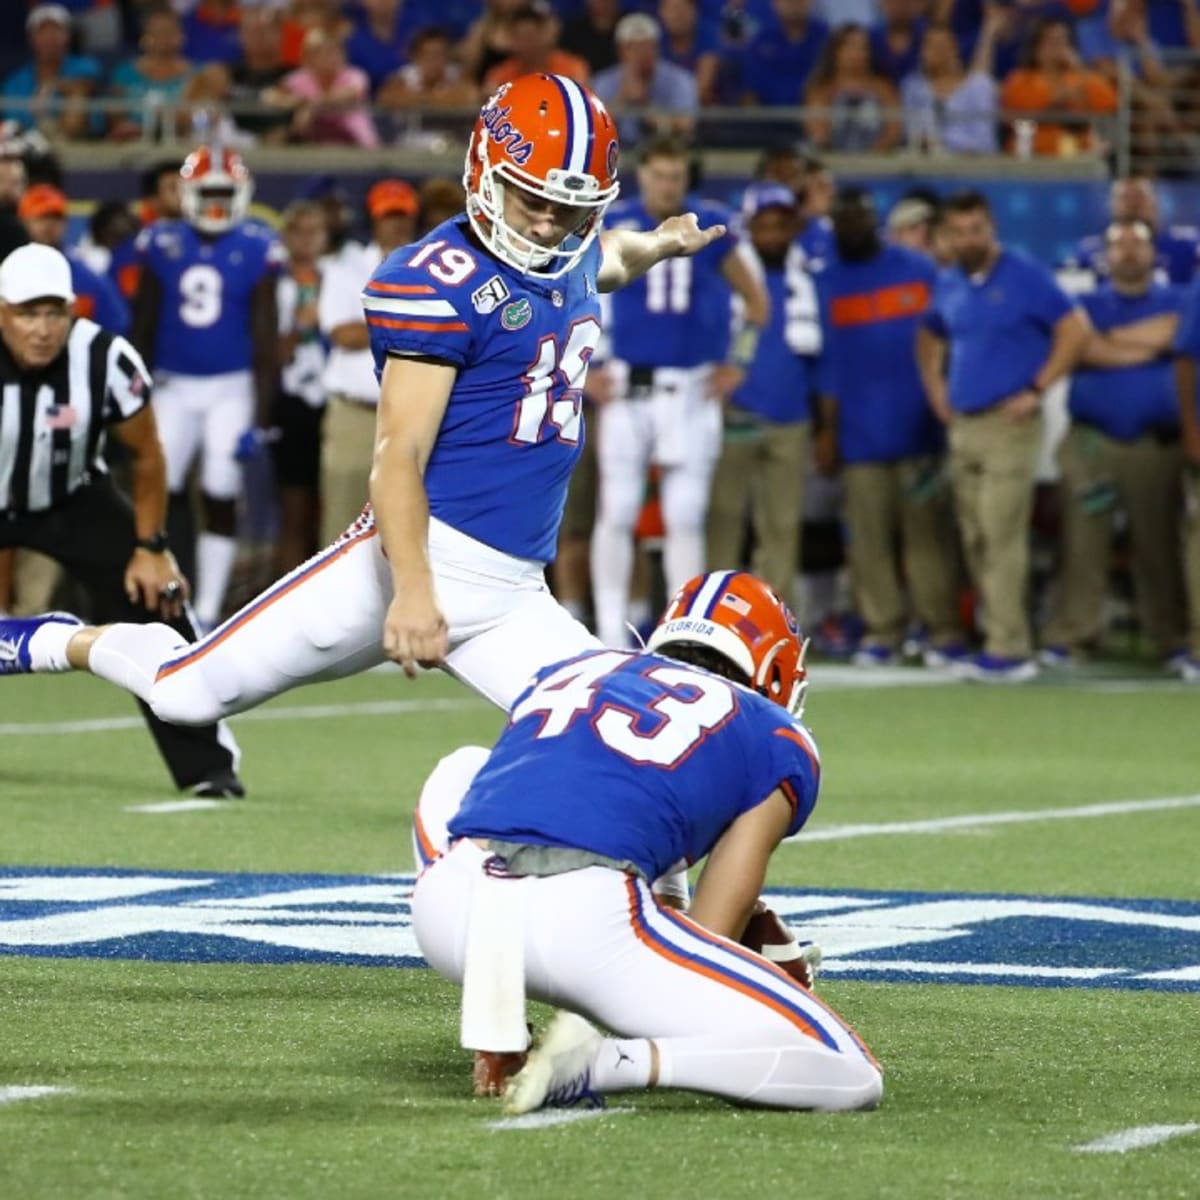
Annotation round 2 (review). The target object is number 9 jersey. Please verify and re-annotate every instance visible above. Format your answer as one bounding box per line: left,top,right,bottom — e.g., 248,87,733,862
134,218,286,376
363,214,603,564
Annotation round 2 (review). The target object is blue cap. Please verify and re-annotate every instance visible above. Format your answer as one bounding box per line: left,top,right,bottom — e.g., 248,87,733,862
741,182,798,219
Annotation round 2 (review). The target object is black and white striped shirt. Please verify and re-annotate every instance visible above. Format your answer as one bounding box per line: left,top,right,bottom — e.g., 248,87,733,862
0,318,152,514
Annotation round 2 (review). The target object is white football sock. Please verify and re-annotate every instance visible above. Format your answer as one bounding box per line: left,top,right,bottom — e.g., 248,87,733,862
662,529,705,595
27,622,78,673
88,623,188,704
591,1038,653,1092
591,521,635,648
194,533,237,629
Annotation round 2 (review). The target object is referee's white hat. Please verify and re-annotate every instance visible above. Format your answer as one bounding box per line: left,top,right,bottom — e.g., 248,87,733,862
0,243,75,305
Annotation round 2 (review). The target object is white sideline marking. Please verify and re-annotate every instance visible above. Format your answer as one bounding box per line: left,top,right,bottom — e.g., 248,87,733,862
1073,1124,1200,1154
123,799,226,815
0,696,486,736
487,1107,632,1132
797,794,1200,843
0,1086,76,1106
821,960,1119,982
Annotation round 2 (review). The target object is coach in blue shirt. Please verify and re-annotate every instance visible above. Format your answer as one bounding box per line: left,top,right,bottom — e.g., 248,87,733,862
1043,219,1188,666
706,183,819,611
817,187,961,666
918,190,1089,682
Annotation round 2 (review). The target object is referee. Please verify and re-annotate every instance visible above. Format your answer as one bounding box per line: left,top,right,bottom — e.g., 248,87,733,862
0,243,243,797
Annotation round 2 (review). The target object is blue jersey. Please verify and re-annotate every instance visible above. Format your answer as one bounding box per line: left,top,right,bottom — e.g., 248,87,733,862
1070,283,1185,440
363,216,602,563
68,252,130,337
797,215,834,273
817,244,943,462
448,648,820,883
136,219,285,376
1062,225,1200,288
927,250,1075,415
731,245,819,424
605,198,738,368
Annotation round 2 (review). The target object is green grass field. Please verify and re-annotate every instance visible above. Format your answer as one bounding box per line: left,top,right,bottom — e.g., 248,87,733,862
2,665,1198,1199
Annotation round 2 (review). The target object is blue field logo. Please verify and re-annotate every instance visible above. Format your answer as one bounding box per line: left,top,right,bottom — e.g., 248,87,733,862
1,868,1198,992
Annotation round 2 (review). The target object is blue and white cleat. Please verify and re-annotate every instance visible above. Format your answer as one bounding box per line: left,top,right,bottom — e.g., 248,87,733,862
503,1012,605,1115
0,612,82,675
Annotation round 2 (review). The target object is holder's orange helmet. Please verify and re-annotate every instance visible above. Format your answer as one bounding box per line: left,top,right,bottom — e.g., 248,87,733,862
464,73,619,279
648,571,810,718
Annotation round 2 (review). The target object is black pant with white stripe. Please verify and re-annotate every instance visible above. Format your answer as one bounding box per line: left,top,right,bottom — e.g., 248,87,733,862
0,479,238,791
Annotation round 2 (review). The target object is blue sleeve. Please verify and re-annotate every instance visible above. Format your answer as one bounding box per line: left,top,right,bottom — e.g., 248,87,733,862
924,306,947,337
362,255,476,369
1175,283,1200,355
751,714,821,838
94,272,131,336
1025,259,1075,328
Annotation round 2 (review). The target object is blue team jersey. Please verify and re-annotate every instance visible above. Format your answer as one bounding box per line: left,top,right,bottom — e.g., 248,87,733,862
797,215,834,273
448,648,820,883
1070,283,1185,440
605,198,738,368
926,250,1075,415
1062,225,1200,288
817,244,943,462
363,216,602,563
731,246,819,424
136,219,285,376
68,252,130,336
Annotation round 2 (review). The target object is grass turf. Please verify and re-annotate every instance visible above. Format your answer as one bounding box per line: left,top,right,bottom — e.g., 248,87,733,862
2,664,1199,1197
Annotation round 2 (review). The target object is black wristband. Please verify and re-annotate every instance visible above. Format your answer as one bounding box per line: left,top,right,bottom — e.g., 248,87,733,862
135,531,169,553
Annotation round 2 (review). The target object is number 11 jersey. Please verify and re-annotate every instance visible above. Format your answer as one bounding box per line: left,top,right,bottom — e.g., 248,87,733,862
363,215,602,564
134,219,285,377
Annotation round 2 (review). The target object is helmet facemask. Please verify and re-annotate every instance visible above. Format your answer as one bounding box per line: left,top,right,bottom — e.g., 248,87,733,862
181,167,252,236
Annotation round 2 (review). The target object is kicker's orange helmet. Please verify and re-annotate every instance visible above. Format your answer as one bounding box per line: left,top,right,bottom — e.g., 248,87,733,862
647,571,810,718
464,73,620,279
180,146,252,235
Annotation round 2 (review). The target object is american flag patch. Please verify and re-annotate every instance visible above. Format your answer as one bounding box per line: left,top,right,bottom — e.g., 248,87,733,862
720,592,752,617
44,404,77,430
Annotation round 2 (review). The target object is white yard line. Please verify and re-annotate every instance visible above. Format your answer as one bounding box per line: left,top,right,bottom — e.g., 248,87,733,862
486,1107,631,1132
0,1085,76,1106
123,799,227,815
797,794,1200,843
1073,1124,1200,1154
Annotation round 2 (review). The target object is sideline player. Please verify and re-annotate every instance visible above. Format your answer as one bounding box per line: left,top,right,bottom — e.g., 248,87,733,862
0,75,729,770
411,569,882,1114
130,147,284,630
591,134,769,647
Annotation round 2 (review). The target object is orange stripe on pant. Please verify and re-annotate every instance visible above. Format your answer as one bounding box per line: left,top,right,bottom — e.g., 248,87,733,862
624,878,828,1044
155,526,380,684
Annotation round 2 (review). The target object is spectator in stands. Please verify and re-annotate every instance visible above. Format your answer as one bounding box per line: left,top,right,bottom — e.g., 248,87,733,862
3,5,102,141
1000,15,1117,156
738,0,830,107
318,178,417,545
265,27,380,147
280,0,351,67
181,0,243,65
416,175,466,235
458,0,523,84
706,183,818,612
184,7,293,145
346,0,417,94
869,0,928,87
901,14,1001,154
377,26,476,114
658,0,721,105
483,1,590,93
18,184,130,333
0,150,28,261
805,23,902,152
592,12,699,146
108,7,194,142
917,190,1089,683
816,186,962,667
273,198,328,576
1042,218,1188,669
561,0,623,75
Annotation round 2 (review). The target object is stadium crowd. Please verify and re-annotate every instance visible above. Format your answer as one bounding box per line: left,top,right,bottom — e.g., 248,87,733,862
3,1,1199,163
0,0,1198,687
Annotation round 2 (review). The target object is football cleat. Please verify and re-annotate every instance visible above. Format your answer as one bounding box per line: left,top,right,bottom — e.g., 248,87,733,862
191,772,246,799
0,612,82,675
960,652,1039,684
503,1012,605,1115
